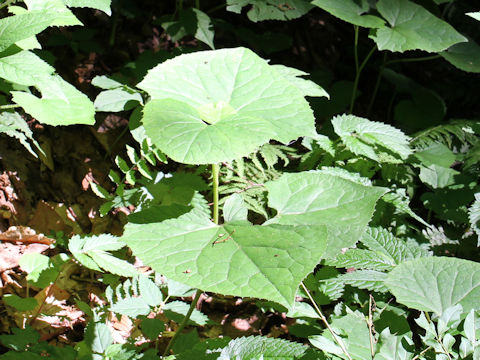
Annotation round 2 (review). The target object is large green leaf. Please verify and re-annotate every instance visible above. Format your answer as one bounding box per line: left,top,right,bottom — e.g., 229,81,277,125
265,171,388,258
370,0,467,53
63,0,112,15
138,47,318,164
0,12,58,52
440,40,480,73
122,210,327,309
11,74,95,126
24,0,82,26
467,12,480,22
142,99,275,164
332,114,412,163
0,51,54,86
311,0,385,28
226,0,313,22
385,257,480,315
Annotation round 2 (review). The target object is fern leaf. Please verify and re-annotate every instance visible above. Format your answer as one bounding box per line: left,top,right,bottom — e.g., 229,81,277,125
468,193,480,246
411,120,479,149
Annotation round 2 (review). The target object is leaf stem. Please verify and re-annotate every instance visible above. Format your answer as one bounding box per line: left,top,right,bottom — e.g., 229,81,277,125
367,53,387,116
349,41,377,114
301,282,353,360
367,295,376,359
384,55,441,66
162,289,202,357
212,163,220,224
195,0,200,10
0,104,21,110
206,3,226,14
0,0,16,10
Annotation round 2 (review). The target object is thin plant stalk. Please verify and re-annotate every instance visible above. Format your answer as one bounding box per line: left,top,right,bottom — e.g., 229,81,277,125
207,3,226,14
0,104,20,110
349,40,377,114
0,0,16,10
367,295,375,359
195,0,200,9
368,54,440,115
162,289,202,357
163,163,220,356
385,54,441,66
301,282,353,360
212,163,220,224
367,53,387,115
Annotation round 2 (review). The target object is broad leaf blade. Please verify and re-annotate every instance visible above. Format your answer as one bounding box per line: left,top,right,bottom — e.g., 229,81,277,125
192,8,215,49
218,336,314,359
24,0,82,26
94,89,143,112
0,11,57,52
440,40,480,73
0,51,54,86
12,75,95,126
110,298,151,317
371,0,467,53
226,0,313,22
63,0,112,15
122,210,327,309
332,114,412,163
138,47,317,161
265,171,388,258
312,0,385,28
385,257,480,315
141,99,275,164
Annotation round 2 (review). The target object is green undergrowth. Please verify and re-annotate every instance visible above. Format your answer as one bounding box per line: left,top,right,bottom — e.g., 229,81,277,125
0,0,479,359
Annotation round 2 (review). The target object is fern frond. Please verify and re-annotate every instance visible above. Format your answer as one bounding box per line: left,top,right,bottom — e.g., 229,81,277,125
219,143,298,218
411,120,479,149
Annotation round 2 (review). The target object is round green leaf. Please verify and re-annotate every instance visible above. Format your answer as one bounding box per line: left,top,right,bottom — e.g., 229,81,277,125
385,257,480,315
265,171,388,258
440,40,480,73
142,99,275,164
122,210,327,309
370,0,467,53
138,47,317,164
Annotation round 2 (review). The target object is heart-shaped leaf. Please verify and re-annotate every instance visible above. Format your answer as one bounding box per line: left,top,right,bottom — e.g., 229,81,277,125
142,99,275,164
122,210,327,309
265,171,388,258
440,40,480,73
370,0,466,53
385,257,480,315
138,47,321,164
